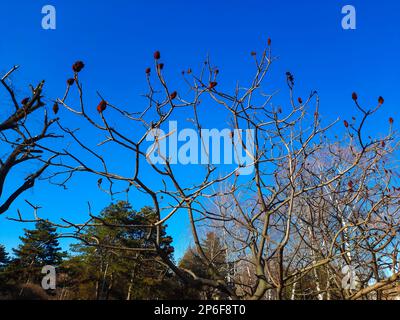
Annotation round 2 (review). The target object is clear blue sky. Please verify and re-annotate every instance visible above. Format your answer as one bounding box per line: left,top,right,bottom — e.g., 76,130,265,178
0,0,399,260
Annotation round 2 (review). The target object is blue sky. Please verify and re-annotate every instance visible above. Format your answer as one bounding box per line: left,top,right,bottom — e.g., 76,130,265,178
0,0,399,260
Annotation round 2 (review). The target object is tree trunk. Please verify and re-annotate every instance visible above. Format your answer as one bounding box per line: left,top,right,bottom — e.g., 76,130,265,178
126,270,135,300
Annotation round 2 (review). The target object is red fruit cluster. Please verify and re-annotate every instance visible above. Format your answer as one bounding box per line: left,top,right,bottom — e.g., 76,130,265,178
378,96,384,105
389,117,394,125
53,102,59,114
298,97,303,104
97,100,107,113
267,38,272,46
209,82,218,89
67,78,75,86
348,181,354,190
352,92,358,101
343,120,349,128
154,51,161,60
72,61,85,73
169,91,177,100
145,68,151,74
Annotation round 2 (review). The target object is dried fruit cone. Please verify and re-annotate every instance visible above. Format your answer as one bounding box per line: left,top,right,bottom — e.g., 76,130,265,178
97,100,107,113
209,82,218,89
53,102,59,114
169,91,177,100
72,61,85,73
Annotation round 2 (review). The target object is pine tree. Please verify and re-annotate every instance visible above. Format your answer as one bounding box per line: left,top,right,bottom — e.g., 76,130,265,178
0,244,10,296
0,245,9,269
65,202,178,300
12,221,65,283
0,244,9,285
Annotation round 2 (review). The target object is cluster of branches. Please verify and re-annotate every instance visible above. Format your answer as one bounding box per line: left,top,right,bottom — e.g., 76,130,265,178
0,66,60,215
3,43,400,300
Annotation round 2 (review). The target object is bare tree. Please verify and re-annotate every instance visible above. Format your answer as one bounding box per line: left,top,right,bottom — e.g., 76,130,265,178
0,66,60,215
11,44,400,300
